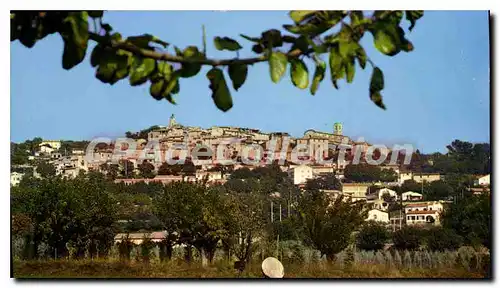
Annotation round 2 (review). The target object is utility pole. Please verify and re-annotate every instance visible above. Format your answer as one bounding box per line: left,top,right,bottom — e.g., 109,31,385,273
270,201,273,223
279,203,282,222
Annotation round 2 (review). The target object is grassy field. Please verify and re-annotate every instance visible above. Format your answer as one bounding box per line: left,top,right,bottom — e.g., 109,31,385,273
12,259,488,279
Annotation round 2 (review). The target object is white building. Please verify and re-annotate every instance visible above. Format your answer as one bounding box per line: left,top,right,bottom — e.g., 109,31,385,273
377,188,398,200
401,191,423,201
10,172,24,186
478,174,490,186
39,140,61,154
371,198,390,211
342,183,370,202
290,165,314,185
399,172,442,184
195,171,223,182
404,201,444,226
412,173,442,183
399,172,413,184
366,209,389,223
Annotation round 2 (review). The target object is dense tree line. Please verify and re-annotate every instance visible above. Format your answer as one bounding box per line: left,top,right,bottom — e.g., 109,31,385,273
408,140,490,176
10,163,370,268
343,164,398,183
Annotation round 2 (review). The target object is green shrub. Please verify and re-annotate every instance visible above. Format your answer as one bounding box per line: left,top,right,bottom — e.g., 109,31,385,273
392,226,423,250
356,221,390,251
425,227,463,251
117,236,134,261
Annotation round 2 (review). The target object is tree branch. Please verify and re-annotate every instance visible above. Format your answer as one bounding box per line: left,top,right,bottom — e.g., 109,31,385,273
88,32,306,67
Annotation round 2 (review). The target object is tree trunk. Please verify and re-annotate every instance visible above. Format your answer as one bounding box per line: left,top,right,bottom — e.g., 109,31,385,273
326,253,336,264
208,249,216,264
158,243,166,262
222,240,231,263
22,234,34,260
166,245,173,261
184,245,193,264
75,246,86,259
201,247,208,267
55,242,69,259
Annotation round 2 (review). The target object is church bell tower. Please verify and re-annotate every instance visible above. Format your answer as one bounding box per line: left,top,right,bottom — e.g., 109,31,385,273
168,114,176,128
333,122,343,135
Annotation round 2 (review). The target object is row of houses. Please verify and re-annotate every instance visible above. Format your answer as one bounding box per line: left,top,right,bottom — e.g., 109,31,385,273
367,200,447,228
114,171,227,186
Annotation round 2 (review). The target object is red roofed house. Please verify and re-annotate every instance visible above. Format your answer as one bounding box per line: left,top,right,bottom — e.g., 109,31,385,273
404,201,444,226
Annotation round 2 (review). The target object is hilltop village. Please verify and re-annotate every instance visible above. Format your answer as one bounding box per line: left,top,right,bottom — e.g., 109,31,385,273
10,115,490,228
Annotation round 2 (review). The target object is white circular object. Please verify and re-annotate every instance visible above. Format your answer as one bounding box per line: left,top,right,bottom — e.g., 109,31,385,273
261,257,284,278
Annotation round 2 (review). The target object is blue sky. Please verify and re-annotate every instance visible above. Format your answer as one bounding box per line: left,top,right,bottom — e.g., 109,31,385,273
11,11,490,153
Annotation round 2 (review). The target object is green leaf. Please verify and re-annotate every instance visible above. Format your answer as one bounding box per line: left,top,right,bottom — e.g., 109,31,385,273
377,11,403,25
370,91,386,110
90,45,104,67
171,77,180,94
329,45,344,85
289,11,316,24
101,23,112,34
164,71,181,96
350,11,364,26
111,32,122,42
111,53,130,83
95,62,116,84
94,51,129,85
339,41,358,58
214,36,242,51
397,27,414,52
174,46,183,56
207,68,233,112
269,52,288,83
129,57,156,86
150,80,165,101
283,23,331,37
252,44,264,54
371,23,401,56
61,12,89,70
290,58,309,89
88,11,104,18
290,35,309,53
406,11,424,31
370,67,384,93
162,73,181,104
355,46,367,69
228,63,248,91
261,29,283,48
149,61,172,83
401,40,414,52
284,11,346,36
310,61,326,95
180,46,203,78
345,57,355,83
240,34,260,43
127,34,169,49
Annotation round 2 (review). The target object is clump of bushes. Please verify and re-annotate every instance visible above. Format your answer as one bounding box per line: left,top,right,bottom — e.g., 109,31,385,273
356,221,390,251
424,227,463,251
393,226,422,250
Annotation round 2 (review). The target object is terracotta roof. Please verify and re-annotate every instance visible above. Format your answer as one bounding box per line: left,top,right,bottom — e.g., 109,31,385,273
414,173,441,176
342,183,371,186
406,210,439,215
406,203,430,207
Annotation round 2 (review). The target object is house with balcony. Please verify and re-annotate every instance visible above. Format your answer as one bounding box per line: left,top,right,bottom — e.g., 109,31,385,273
404,201,443,226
